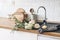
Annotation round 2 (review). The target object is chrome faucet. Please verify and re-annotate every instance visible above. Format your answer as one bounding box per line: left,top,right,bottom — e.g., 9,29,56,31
37,6,47,20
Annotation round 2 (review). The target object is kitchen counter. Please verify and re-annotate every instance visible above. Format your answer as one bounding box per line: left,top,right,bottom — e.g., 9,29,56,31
0,25,60,37
0,17,60,37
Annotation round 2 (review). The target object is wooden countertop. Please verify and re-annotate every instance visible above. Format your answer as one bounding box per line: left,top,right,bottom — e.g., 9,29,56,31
0,17,60,37
0,25,60,37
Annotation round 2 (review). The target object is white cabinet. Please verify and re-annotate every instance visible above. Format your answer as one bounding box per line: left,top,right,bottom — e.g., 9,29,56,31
10,31,37,40
0,28,37,40
38,34,60,40
0,28,11,40
0,28,60,40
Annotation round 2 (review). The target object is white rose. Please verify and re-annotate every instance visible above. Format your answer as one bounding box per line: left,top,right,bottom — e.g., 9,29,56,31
25,23,33,29
16,23,19,25
25,22,28,26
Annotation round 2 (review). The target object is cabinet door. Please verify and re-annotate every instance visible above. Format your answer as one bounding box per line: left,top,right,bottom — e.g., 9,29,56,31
11,31,37,40
0,28,12,40
38,34,60,40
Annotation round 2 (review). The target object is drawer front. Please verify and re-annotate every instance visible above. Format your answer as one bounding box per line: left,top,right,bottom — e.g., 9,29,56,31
10,31,37,40
38,34,60,40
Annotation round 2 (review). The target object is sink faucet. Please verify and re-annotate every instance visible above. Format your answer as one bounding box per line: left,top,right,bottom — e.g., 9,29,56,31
37,6,47,20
